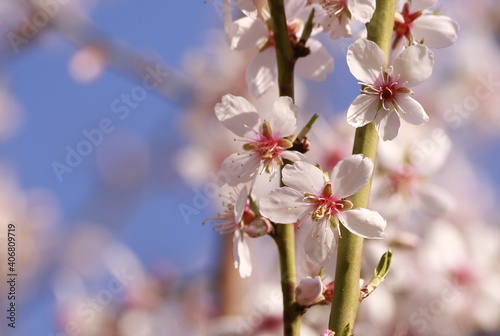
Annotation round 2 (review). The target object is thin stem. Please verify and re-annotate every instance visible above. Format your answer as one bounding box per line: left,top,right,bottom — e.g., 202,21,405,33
268,0,295,98
268,0,301,334
328,0,396,334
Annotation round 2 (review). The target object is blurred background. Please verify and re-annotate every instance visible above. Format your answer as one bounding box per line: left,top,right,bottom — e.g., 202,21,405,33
0,0,499,335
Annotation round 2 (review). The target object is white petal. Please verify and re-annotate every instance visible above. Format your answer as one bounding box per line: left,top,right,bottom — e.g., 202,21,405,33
328,17,352,39
392,44,434,87
285,0,308,18
347,94,379,127
347,0,376,23
282,161,326,194
234,185,249,223
246,48,278,97
220,152,261,185
305,220,335,263
233,229,252,278
395,95,429,125
409,129,451,175
410,0,437,12
259,187,313,223
377,140,404,171
416,184,455,217
330,154,373,199
281,150,307,163
411,15,459,49
234,0,258,18
215,94,259,136
296,276,324,305
347,39,386,84
296,39,334,81
260,96,298,137
340,208,386,239
229,16,268,50
375,110,401,141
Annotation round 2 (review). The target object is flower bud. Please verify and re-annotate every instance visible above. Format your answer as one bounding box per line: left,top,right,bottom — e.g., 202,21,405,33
321,329,334,336
242,203,256,225
245,217,273,238
296,276,324,306
322,281,334,304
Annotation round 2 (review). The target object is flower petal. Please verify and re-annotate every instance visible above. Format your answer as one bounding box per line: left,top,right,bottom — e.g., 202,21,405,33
220,152,261,185
281,150,307,163
330,154,373,199
411,15,459,49
282,161,326,195
347,94,379,128
347,39,386,84
396,95,429,125
246,48,278,97
392,44,434,87
296,39,334,81
375,110,401,141
215,94,259,136
233,229,252,278
260,96,298,137
416,184,455,217
259,187,313,223
410,0,438,12
347,0,376,23
234,185,249,223
234,0,258,18
340,208,386,239
328,16,352,39
229,16,268,50
305,220,335,263
296,276,324,306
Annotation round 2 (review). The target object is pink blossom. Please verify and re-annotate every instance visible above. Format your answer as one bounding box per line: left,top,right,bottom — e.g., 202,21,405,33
260,155,386,263
346,39,434,141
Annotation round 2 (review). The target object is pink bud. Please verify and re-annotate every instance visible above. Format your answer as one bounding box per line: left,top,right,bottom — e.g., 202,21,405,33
296,276,324,306
245,217,273,238
323,281,334,304
321,329,334,336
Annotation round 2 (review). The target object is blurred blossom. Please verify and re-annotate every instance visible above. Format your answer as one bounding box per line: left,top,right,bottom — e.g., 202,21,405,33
0,162,59,298
371,127,455,230
68,44,108,83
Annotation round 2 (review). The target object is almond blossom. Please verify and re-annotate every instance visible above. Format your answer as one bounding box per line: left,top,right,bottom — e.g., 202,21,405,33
227,0,334,97
311,0,376,39
371,128,454,226
260,155,386,263
203,185,253,278
393,0,459,50
346,38,434,141
215,94,304,186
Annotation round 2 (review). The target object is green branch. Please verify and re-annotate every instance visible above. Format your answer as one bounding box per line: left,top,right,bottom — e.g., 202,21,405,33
267,0,303,334
328,0,396,334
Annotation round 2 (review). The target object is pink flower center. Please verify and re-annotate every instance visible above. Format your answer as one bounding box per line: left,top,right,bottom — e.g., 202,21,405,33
388,165,418,195
361,71,412,112
317,0,348,18
393,3,423,48
243,120,292,171
304,183,352,221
